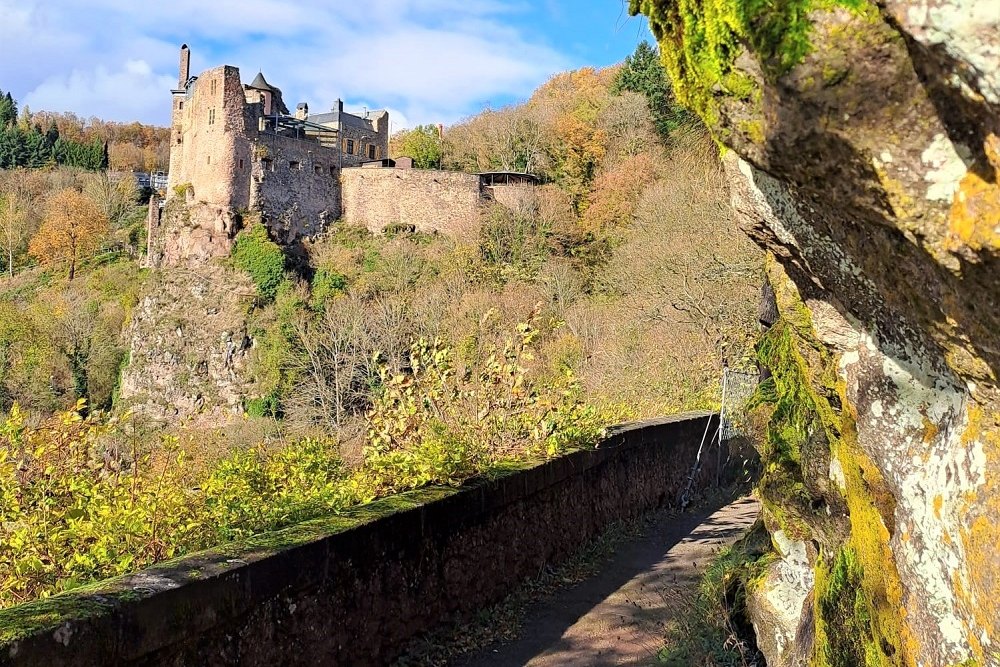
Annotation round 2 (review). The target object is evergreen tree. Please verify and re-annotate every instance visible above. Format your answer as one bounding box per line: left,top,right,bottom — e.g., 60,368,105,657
612,41,693,139
0,91,15,129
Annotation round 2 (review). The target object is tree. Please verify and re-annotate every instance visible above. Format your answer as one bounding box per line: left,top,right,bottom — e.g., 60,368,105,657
29,189,109,280
611,41,693,139
0,91,16,129
83,171,138,228
390,125,442,169
0,194,29,277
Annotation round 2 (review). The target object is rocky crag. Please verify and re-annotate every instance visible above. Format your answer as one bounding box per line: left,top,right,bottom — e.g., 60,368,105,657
630,1,999,665
118,264,257,427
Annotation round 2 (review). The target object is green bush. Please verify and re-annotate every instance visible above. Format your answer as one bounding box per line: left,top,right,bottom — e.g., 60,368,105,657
232,224,286,301
310,268,347,310
245,392,280,419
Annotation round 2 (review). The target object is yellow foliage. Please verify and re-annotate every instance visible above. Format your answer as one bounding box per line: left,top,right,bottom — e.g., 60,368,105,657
28,188,108,280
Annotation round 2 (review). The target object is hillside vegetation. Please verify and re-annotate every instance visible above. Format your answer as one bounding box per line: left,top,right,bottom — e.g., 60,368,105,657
0,43,762,609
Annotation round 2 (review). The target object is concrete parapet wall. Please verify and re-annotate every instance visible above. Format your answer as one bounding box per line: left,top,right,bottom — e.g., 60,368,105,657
0,414,744,667
341,168,483,236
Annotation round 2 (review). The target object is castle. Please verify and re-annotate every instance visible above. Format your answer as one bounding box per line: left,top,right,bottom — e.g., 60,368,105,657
150,45,535,267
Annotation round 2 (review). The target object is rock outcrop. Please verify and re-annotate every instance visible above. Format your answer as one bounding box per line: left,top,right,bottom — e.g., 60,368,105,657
118,264,256,426
631,1,998,665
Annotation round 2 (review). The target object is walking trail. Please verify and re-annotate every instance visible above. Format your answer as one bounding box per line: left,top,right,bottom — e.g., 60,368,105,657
455,495,761,667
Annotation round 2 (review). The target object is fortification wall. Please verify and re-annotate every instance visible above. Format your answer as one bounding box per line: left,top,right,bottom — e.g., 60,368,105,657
341,167,483,236
250,135,341,242
0,414,748,667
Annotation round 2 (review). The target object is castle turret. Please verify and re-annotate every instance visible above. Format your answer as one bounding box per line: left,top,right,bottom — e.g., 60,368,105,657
178,44,191,89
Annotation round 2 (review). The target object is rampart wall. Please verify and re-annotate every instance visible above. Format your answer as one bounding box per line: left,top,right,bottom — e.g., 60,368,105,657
250,134,341,242
341,167,484,236
0,414,746,667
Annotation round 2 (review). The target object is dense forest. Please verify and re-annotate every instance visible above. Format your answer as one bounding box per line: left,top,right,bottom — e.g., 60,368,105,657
0,88,169,172
0,43,762,614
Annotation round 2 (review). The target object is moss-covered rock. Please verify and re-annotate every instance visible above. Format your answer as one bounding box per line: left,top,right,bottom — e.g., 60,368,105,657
630,1,1000,663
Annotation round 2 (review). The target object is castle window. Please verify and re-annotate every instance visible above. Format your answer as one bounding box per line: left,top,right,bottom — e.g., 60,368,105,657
208,108,216,125
368,144,377,160
330,166,336,176
179,101,184,110
314,164,322,174
345,139,355,155
261,157,273,171
239,159,244,170
210,79,217,96
289,160,301,170
207,155,211,165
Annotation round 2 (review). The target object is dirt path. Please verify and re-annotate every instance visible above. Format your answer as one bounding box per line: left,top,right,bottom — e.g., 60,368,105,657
454,495,761,667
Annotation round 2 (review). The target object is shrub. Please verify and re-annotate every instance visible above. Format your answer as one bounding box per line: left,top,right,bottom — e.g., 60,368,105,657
310,267,347,310
0,318,612,609
232,223,286,301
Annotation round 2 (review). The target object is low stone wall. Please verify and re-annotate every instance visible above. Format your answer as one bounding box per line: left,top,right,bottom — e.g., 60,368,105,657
341,167,483,237
0,414,744,667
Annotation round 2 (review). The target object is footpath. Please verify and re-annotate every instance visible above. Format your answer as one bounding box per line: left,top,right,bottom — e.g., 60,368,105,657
456,495,761,666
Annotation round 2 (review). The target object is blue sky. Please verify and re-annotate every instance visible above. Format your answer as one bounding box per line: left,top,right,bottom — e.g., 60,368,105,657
0,1,653,129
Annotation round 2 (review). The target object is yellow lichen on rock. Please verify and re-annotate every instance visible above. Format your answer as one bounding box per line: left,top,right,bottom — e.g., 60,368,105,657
956,406,1000,664
948,170,1000,252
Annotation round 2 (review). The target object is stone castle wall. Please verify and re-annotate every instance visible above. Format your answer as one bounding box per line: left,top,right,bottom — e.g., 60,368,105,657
168,66,253,210
341,167,484,236
488,183,538,214
250,134,341,242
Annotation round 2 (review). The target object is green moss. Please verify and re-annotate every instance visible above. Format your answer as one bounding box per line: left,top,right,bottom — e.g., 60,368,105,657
628,0,872,125
816,547,873,665
751,267,909,666
0,594,114,644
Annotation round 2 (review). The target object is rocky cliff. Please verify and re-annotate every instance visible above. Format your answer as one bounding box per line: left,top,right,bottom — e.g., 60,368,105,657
118,264,256,427
630,1,998,665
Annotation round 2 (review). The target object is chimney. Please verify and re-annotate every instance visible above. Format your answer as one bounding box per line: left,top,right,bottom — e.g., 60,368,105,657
296,102,309,121
178,44,191,89
335,98,344,114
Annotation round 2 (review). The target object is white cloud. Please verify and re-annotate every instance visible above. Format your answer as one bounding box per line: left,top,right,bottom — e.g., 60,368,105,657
0,0,568,127
22,62,175,123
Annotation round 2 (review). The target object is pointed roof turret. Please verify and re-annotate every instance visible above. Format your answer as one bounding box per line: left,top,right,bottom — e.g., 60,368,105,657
248,71,274,92
245,71,289,115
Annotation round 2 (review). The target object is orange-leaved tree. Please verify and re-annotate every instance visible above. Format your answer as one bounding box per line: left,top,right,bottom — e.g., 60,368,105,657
29,188,108,280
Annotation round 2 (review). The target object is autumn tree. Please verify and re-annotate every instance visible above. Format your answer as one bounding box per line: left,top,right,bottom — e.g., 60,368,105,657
390,125,443,169
611,41,693,140
530,68,613,209
29,189,108,280
83,171,138,228
0,193,29,277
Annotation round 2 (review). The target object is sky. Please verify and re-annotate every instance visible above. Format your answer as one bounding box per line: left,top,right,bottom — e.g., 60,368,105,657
0,1,654,131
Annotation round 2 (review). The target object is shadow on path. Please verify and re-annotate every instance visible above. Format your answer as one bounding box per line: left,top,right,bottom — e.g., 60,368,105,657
454,495,761,667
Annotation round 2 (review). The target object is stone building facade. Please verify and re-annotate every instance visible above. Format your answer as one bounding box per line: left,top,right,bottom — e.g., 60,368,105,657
158,46,391,263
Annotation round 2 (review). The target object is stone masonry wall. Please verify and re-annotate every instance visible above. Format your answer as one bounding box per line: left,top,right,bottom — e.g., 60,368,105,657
250,134,342,242
341,167,484,236
167,66,251,209
0,414,748,667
